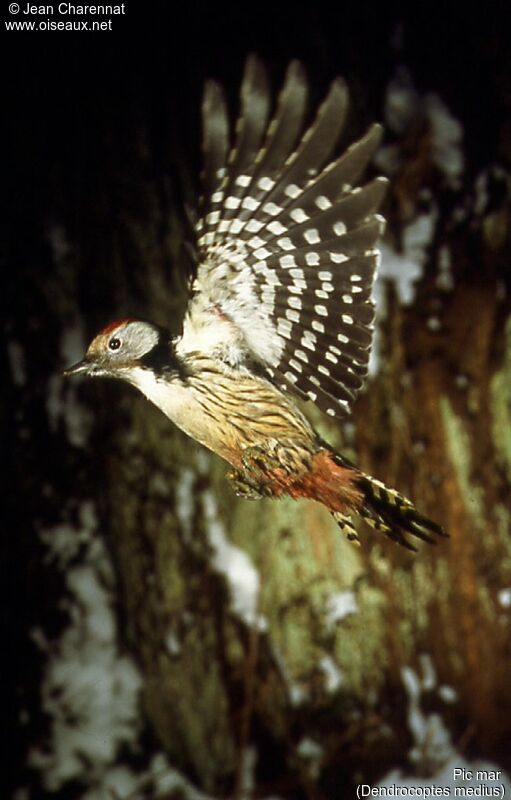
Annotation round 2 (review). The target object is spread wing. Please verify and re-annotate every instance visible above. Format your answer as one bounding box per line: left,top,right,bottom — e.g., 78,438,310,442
178,55,387,418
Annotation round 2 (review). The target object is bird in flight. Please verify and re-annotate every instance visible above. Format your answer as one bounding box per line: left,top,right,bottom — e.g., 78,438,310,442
65,56,447,550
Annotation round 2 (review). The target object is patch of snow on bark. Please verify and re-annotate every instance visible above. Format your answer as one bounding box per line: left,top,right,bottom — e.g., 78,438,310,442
202,490,266,630
325,590,358,624
30,501,142,793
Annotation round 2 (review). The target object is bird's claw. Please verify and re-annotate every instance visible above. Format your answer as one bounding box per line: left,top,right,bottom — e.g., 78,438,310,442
227,445,281,500
226,469,268,500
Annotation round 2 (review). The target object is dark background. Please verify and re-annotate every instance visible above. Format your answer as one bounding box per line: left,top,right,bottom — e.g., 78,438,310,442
3,2,511,797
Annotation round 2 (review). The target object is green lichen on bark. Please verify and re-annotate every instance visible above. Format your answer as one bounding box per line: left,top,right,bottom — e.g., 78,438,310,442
439,396,486,529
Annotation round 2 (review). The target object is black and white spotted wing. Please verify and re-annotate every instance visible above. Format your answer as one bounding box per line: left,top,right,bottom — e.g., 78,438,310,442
189,55,388,418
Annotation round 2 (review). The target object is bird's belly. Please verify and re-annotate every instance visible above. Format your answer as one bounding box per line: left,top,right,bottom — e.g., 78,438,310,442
133,367,315,468
139,377,232,457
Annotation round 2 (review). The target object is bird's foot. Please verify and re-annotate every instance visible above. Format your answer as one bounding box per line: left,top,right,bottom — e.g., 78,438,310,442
226,469,268,500
227,445,281,500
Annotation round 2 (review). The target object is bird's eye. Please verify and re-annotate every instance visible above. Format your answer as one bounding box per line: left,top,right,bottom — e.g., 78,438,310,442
108,337,122,351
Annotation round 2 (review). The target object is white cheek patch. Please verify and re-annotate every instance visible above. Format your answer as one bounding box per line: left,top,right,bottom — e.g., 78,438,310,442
123,322,160,359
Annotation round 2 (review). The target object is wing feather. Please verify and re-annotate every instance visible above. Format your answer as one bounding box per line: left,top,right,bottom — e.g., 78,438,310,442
207,56,271,244
183,56,387,418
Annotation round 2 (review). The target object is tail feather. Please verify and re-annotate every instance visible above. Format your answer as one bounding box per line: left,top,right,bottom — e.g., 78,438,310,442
331,512,361,545
326,454,448,550
354,473,448,550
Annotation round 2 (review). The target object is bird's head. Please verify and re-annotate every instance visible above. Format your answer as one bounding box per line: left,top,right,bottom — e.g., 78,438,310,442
64,318,175,381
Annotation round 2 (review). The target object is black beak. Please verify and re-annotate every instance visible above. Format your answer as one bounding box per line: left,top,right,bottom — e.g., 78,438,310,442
63,358,92,377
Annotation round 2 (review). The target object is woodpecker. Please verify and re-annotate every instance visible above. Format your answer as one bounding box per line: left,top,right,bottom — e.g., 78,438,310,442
65,56,447,550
